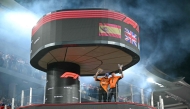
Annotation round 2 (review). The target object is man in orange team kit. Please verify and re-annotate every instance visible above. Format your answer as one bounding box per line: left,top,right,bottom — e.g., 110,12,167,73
94,68,110,102
108,65,123,102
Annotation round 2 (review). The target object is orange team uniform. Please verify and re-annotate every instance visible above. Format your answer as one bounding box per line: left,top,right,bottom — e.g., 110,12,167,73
96,77,110,92
109,76,122,88
108,76,122,102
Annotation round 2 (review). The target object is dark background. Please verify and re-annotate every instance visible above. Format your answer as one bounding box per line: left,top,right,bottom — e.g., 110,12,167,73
15,0,190,83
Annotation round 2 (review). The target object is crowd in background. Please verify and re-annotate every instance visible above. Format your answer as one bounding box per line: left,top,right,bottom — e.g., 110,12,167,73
81,83,99,99
0,96,20,108
0,89,43,108
80,83,132,102
0,96,11,106
0,51,46,80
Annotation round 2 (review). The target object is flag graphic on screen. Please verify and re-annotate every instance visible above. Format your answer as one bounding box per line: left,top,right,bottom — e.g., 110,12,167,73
124,28,137,47
138,37,140,50
99,23,121,39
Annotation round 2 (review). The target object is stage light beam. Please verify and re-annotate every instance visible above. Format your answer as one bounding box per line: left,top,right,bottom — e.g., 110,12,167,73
4,12,39,29
147,78,155,83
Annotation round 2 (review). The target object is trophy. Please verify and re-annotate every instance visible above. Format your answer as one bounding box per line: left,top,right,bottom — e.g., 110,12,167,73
118,64,123,69
93,68,103,78
97,68,103,73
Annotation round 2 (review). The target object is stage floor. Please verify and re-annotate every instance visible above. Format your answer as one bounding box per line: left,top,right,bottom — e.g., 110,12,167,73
17,102,156,109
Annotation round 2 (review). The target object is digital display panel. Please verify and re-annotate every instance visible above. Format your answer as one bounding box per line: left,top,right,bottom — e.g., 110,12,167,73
31,18,139,57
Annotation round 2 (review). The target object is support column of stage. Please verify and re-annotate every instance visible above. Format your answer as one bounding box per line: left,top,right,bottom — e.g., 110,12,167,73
45,62,80,104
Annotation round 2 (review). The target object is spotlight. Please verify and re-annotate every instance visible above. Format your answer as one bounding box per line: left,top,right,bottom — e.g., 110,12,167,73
5,12,39,29
165,95,170,98
147,78,155,83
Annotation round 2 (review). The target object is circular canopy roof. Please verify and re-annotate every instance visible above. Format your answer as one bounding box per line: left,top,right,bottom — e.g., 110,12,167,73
38,46,133,75
30,8,140,76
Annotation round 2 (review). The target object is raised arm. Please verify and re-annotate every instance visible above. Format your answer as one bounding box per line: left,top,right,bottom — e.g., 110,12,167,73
120,68,124,78
119,64,124,78
94,71,100,81
94,68,103,81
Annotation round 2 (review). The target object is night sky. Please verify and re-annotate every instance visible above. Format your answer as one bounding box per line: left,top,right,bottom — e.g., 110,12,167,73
15,0,190,83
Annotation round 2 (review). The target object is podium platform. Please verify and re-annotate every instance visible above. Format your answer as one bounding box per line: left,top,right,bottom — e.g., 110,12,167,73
17,102,156,109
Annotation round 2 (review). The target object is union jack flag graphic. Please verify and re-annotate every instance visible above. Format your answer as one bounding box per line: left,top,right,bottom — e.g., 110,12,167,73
124,28,137,47
138,37,140,50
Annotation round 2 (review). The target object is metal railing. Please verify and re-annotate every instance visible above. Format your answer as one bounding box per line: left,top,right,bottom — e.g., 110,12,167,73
6,84,165,109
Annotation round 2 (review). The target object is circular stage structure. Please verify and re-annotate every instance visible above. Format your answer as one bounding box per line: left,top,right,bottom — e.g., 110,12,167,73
30,8,140,104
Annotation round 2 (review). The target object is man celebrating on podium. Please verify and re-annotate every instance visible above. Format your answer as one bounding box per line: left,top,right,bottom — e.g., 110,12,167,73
108,64,124,102
94,68,110,102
